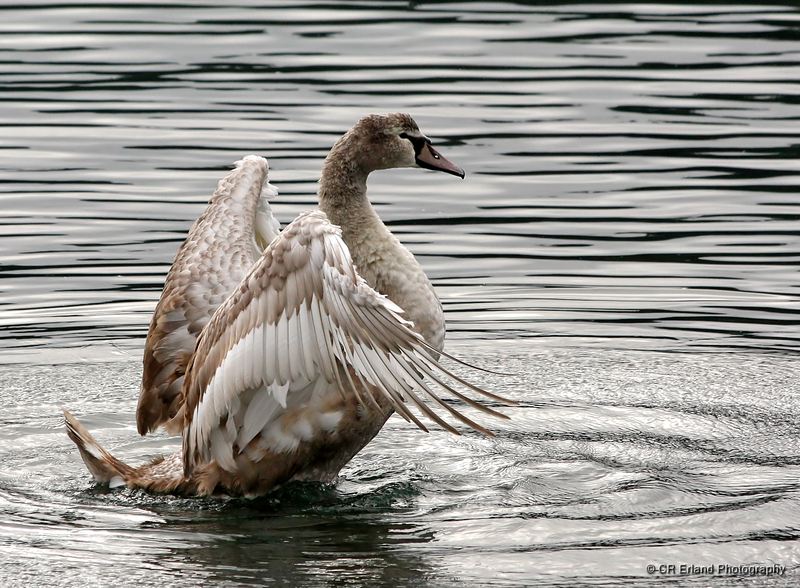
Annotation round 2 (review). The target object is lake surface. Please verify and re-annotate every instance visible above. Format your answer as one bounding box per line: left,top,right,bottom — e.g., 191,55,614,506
1,2,799,586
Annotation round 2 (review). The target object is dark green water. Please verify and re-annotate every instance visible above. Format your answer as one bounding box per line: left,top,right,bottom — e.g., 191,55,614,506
1,2,799,586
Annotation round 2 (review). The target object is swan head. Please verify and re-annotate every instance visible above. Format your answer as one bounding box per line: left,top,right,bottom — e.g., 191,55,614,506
348,113,465,179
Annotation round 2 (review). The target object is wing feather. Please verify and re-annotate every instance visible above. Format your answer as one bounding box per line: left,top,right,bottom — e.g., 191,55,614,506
137,156,281,434
181,210,512,475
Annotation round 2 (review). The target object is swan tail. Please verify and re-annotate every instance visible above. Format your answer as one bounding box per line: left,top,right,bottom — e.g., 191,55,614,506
63,409,136,488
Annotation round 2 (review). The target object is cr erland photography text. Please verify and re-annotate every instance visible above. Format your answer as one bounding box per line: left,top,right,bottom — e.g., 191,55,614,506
646,563,786,577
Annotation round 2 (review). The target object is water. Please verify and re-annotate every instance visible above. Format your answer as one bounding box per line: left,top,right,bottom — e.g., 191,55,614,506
1,2,799,586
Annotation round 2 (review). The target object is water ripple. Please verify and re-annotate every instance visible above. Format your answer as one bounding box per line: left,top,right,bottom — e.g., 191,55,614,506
2,2,800,586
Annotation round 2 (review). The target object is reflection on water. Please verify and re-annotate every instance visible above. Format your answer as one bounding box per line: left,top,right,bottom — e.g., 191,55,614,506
2,347,799,586
2,2,799,356
1,2,799,586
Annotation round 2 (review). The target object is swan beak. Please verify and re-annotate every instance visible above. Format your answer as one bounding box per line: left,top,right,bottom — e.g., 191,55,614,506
416,143,466,179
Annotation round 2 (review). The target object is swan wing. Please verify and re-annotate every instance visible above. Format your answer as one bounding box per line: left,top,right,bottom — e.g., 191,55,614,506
137,156,280,435
181,210,511,475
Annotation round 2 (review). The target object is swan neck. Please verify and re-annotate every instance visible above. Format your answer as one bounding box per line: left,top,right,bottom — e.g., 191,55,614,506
318,136,374,228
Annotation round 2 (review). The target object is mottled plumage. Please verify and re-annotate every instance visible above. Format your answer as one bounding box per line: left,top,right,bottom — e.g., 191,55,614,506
65,113,512,497
137,156,280,434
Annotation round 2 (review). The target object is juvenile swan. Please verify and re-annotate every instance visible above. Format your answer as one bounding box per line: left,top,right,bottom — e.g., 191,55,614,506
64,113,513,497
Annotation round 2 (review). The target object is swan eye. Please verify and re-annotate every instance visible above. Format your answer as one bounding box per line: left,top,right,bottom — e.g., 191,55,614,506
400,131,420,146
398,131,428,158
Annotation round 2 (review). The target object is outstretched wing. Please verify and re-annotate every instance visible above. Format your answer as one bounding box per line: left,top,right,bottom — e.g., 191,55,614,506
181,210,513,475
137,156,281,435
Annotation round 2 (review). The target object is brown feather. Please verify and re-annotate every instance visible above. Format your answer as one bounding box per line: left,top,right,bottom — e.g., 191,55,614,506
136,157,271,435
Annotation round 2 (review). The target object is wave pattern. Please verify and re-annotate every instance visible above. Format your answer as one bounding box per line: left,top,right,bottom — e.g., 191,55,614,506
1,3,800,587
1,2,798,355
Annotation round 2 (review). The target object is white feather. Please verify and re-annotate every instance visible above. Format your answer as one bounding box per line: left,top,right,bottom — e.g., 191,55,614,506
264,320,277,384
109,476,125,489
291,418,314,441
250,323,264,386
318,410,343,432
276,313,289,385
238,386,281,450
270,380,290,409
298,304,317,376
263,423,300,453
211,426,237,472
